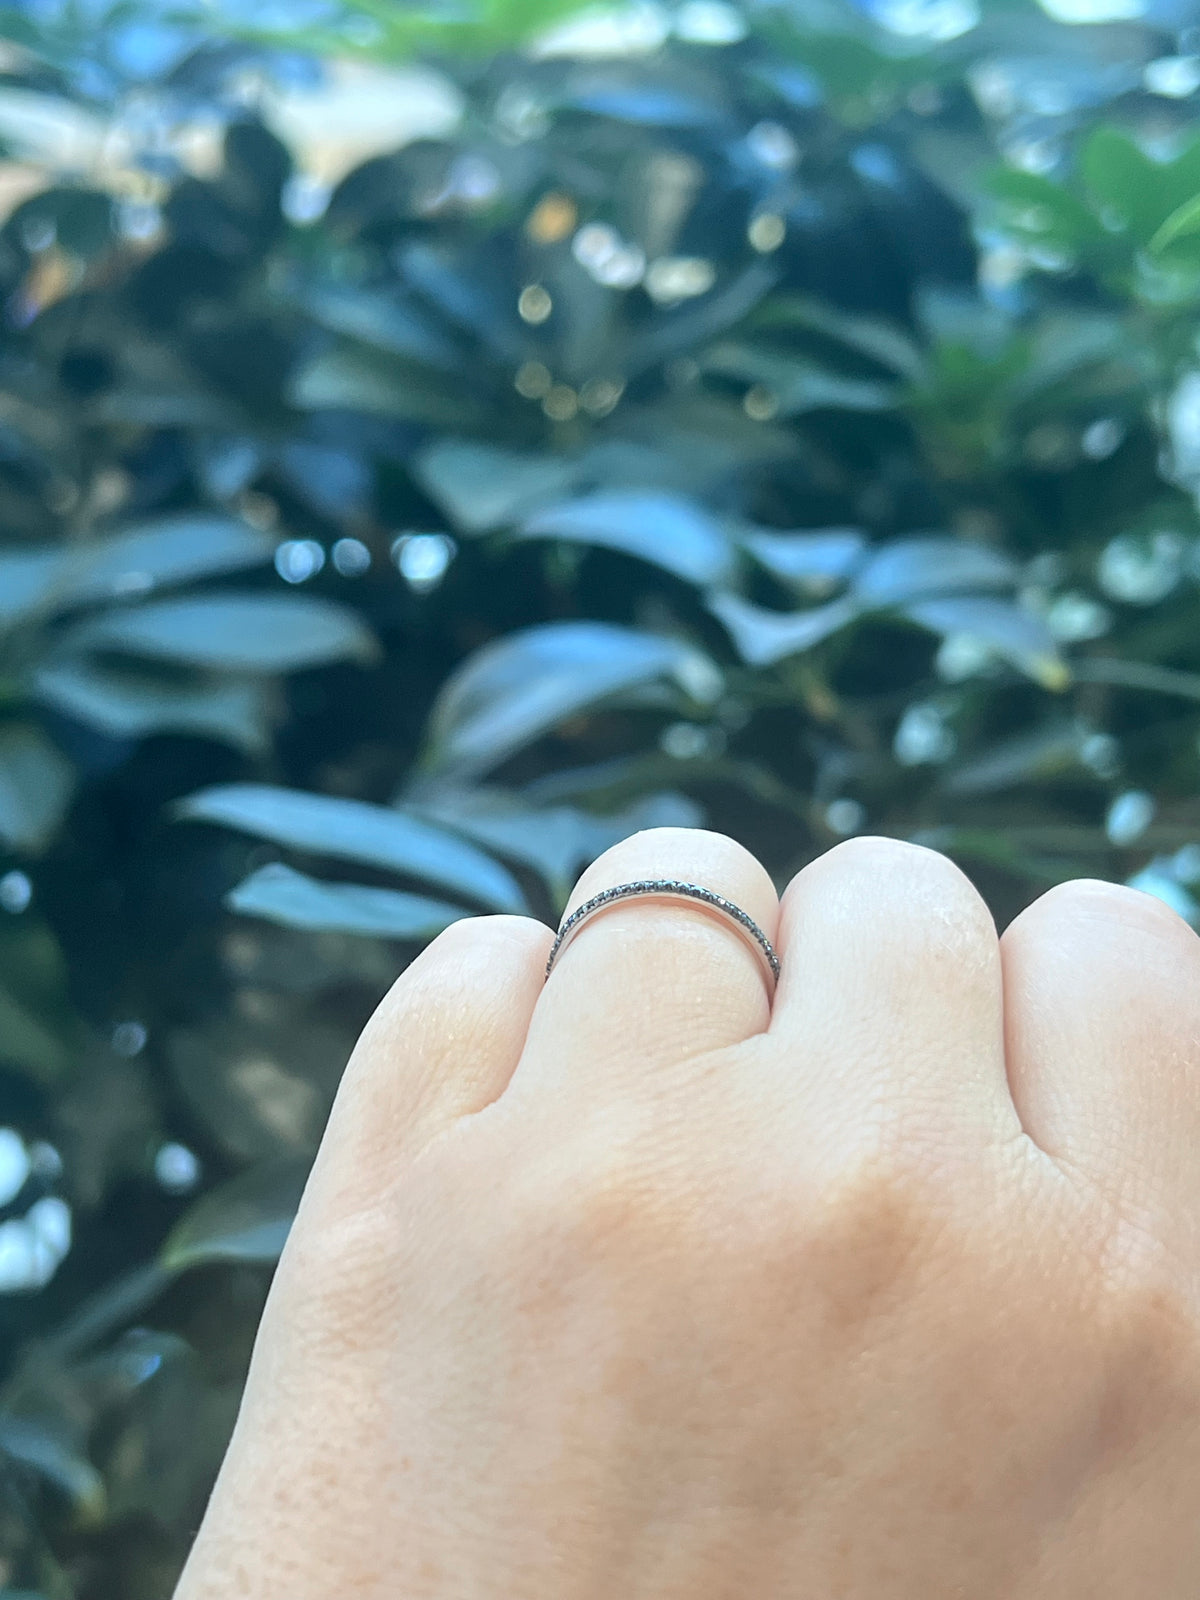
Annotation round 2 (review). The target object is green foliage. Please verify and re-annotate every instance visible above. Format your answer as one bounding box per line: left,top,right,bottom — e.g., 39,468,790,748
986,124,1200,301
3,0,1200,1592
218,0,599,61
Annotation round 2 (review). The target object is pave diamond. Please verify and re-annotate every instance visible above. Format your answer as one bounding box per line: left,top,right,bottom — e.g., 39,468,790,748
544,879,780,988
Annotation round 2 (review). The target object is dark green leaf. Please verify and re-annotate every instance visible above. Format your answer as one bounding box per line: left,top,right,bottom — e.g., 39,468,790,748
1148,194,1200,257
59,594,379,673
911,825,1092,888
160,1159,309,1272
984,167,1106,255
45,1262,173,1362
1157,134,1200,222
903,596,1068,689
0,1417,105,1521
913,287,1014,358
166,1016,341,1164
940,721,1088,796
1080,126,1161,241
748,296,925,379
0,516,275,632
399,242,521,360
706,591,859,666
0,549,62,632
87,1333,210,1528
702,342,896,415
632,263,779,376
517,491,734,584
226,863,471,939
421,621,699,780
289,342,480,427
0,724,75,853
412,787,703,898
0,6,42,47
64,516,273,608
176,784,529,912
32,661,274,751
413,440,578,534
768,28,925,103
853,538,1017,607
300,284,461,368
0,983,72,1082
0,918,76,1083
1008,312,1142,408
19,187,112,256
91,386,237,429
1072,658,1200,702
52,1049,156,1209
739,527,865,596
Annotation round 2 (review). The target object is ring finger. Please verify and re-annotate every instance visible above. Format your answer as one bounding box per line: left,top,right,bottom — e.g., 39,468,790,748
509,827,779,1107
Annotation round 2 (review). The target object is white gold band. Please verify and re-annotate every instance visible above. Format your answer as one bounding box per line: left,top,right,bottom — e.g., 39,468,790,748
544,878,780,991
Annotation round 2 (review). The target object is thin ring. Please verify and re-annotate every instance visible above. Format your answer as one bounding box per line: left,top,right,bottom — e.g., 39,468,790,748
544,879,780,991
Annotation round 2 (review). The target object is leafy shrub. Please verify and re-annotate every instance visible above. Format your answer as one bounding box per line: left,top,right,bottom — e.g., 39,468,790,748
3,1,1200,1592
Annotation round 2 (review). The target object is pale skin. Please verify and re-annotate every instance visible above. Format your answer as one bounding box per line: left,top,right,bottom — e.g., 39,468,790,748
174,831,1200,1598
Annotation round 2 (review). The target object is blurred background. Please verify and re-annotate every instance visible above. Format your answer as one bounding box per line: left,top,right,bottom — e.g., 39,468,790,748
1,0,1200,1591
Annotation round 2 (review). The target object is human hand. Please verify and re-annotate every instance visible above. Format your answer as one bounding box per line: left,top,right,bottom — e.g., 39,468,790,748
174,831,1200,1598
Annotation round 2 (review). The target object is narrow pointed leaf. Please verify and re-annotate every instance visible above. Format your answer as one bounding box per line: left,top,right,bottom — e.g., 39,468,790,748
423,621,693,780
414,439,578,534
289,343,478,427
176,784,529,912
412,788,703,895
702,342,895,415
633,263,779,375
903,596,1069,689
227,863,470,939
60,594,379,673
58,515,276,603
941,722,1087,796
517,491,734,584
749,296,926,379
0,1419,105,1519
706,591,859,665
1149,194,1200,256
853,538,1017,607
33,661,273,751
740,527,865,594
0,517,275,631
161,1159,309,1272
301,285,462,368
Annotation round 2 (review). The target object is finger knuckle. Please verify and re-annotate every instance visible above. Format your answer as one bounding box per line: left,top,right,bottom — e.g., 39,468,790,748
278,1200,402,1356
1024,877,1198,947
1089,1239,1200,1462
790,837,996,953
525,1119,953,1329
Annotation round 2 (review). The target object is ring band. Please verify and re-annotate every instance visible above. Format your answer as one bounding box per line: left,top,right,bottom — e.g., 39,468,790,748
544,878,780,991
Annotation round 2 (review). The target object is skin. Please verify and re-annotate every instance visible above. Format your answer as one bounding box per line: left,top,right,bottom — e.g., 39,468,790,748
173,831,1200,1598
